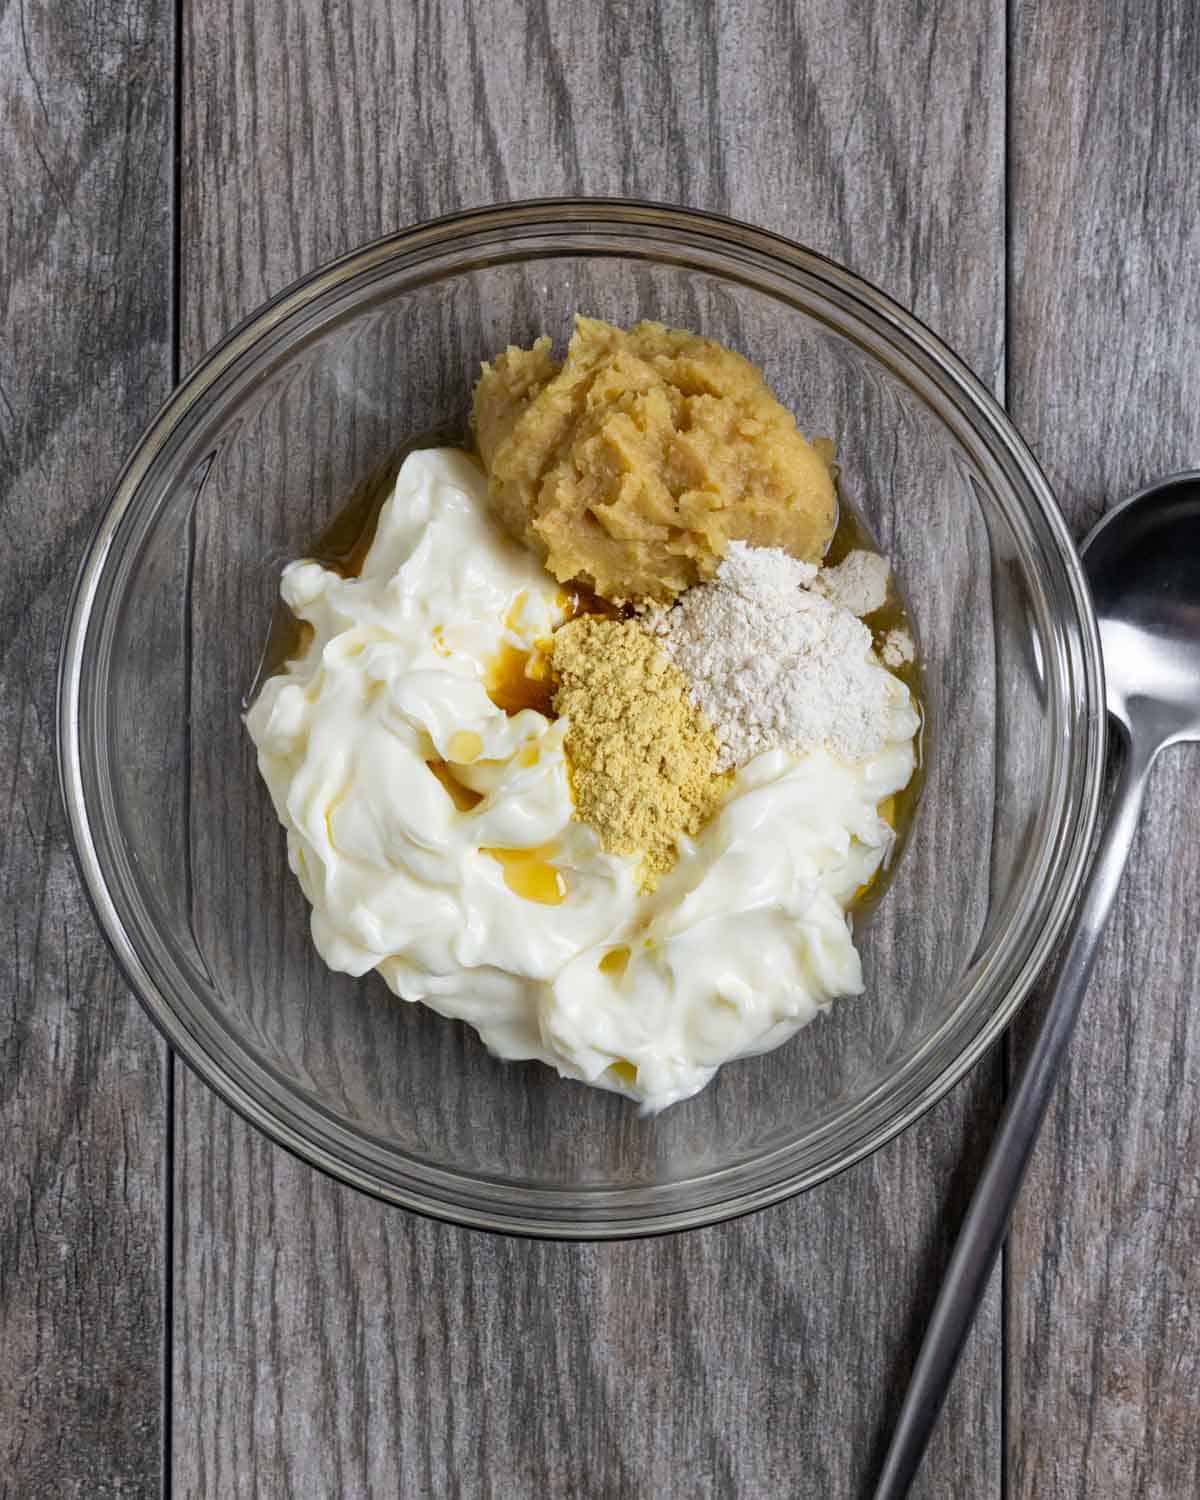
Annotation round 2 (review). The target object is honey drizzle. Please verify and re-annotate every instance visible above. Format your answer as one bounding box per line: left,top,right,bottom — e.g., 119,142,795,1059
483,642,556,717
427,760,484,812
556,583,624,622
482,843,567,905
482,581,621,718
598,945,631,978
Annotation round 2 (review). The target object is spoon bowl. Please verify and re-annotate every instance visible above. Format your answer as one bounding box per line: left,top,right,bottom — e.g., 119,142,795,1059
1084,473,1200,748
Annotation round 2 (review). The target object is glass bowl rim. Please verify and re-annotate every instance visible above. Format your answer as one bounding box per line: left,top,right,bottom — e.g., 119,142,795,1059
57,197,1106,1239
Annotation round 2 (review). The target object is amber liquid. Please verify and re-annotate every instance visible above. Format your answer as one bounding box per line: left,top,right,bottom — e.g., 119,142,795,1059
483,641,557,717
827,481,927,917
426,760,484,812
480,843,568,905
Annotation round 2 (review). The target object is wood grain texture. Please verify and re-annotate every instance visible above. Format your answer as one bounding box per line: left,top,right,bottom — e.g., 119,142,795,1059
0,1,172,1495
174,3,1006,1498
5,2,1197,1495
1007,3,1200,1497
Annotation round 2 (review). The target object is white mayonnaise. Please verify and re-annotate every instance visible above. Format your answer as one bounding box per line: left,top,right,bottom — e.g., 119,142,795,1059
247,448,917,1110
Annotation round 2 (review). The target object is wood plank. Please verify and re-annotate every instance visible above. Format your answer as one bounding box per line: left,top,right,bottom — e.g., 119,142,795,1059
0,1,173,1495
174,2,1007,1495
1007,2,1200,1496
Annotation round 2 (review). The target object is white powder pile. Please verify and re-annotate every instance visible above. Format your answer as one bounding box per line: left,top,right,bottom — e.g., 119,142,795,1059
813,549,890,615
646,543,917,771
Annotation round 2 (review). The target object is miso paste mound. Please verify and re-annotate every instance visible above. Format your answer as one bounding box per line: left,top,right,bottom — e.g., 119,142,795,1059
473,315,837,603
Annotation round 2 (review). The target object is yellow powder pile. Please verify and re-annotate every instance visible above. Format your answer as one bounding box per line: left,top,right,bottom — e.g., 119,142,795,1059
550,616,728,887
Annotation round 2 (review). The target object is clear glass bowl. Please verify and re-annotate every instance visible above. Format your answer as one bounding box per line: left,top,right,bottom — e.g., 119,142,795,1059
58,200,1105,1238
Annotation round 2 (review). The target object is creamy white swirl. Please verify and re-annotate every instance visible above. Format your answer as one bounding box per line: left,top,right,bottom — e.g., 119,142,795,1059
247,448,918,1110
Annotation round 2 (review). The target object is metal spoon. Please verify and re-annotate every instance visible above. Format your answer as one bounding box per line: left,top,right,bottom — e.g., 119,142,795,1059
873,473,1200,1498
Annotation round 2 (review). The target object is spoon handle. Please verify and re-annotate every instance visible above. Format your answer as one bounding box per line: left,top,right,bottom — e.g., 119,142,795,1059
872,735,1153,1500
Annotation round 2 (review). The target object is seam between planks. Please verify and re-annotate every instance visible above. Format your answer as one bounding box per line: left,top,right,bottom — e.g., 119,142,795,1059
162,1,186,1497
1000,2,1014,1496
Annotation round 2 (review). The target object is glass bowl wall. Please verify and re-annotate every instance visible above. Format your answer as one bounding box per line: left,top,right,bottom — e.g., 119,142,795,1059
59,202,1104,1237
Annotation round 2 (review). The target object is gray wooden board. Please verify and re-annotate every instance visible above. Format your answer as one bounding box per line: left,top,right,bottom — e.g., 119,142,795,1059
173,3,1005,1498
0,1,172,1496
1006,2,1200,1496
6,0,1198,1496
